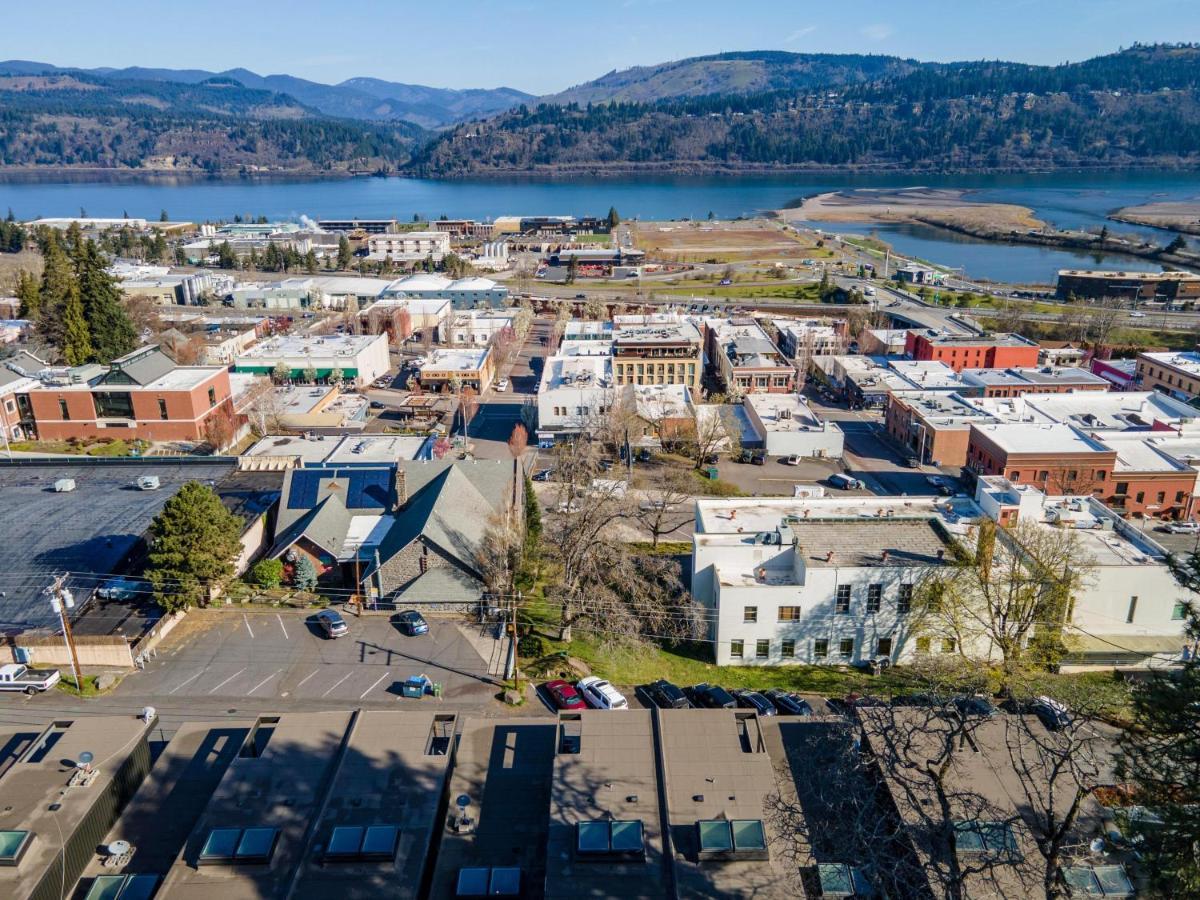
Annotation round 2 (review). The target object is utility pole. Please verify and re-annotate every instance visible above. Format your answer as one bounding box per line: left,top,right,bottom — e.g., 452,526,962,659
44,574,82,693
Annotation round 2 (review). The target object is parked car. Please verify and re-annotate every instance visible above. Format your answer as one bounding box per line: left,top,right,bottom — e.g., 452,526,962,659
737,449,754,464
825,693,888,716
719,278,733,286
644,679,691,709
891,693,946,708
751,450,766,466
852,655,893,675
545,679,587,711
953,695,997,718
731,689,777,716
496,378,509,392
925,475,954,496
532,469,554,482
0,663,60,695
763,689,813,716
577,676,628,710
394,610,429,636
1030,696,1072,731
781,455,802,466
97,576,144,601
828,473,863,491
685,683,737,709
636,448,652,463
903,455,921,469
314,608,348,639
1164,520,1200,534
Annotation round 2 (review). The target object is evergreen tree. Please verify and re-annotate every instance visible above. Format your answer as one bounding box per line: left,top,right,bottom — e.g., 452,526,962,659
60,283,94,366
74,239,137,361
15,270,40,320
293,555,318,590
523,475,542,545
606,206,620,230
37,233,78,350
304,249,318,274
217,240,237,269
337,234,352,269
146,481,245,612
160,209,169,222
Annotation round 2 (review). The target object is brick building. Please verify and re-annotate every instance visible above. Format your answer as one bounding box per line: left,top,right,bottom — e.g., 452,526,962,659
904,331,1040,372
24,346,233,443
1135,351,1200,402
1056,269,1200,303
704,318,795,395
612,320,703,392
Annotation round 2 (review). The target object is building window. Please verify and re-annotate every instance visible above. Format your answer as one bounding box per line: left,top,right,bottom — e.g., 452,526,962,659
778,606,801,622
1066,470,1077,482
838,638,854,659
898,584,913,614
743,606,758,624
1173,602,1188,621
867,584,882,613
208,387,217,407
942,638,957,654
1177,491,1188,503
916,636,931,654
877,637,893,657
781,640,795,659
730,640,744,659
1157,492,1166,504
756,640,770,659
1116,482,1129,495
1037,471,1048,481
158,399,168,420
1135,492,1145,504
59,399,70,420
1009,471,1020,481
1127,596,1138,624
814,639,828,660
835,584,851,614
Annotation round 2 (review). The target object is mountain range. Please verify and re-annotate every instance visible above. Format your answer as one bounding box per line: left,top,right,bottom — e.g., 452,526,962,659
3,45,1200,176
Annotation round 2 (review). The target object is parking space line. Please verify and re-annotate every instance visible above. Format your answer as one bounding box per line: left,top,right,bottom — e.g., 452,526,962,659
243,615,254,639
360,671,390,699
321,672,353,698
276,614,288,640
295,670,318,690
207,668,246,694
247,669,283,695
167,671,203,695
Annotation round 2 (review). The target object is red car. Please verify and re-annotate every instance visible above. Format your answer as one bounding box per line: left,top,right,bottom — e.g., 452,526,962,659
545,679,587,710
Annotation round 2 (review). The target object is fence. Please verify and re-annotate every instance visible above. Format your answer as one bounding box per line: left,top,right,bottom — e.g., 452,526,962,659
7,634,134,668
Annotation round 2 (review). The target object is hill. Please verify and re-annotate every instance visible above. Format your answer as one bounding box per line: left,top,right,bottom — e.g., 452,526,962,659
0,70,425,174
541,51,925,105
412,45,1200,176
0,60,533,129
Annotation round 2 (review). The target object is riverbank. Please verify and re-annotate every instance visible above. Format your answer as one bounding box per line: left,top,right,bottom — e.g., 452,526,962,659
782,188,1045,231
1111,201,1200,235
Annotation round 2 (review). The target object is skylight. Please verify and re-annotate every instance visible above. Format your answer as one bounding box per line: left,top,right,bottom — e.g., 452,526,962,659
198,826,279,865
696,819,770,860
0,830,33,867
324,824,400,862
574,819,645,859
1061,864,1135,897
954,820,1020,861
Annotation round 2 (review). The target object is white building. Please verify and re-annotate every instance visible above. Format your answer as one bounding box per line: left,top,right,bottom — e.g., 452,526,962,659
367,230,451,262
537,353,616,437
417,347,495,391
232,333,390,385
770,318,845,362
693,496,982,666
379,273,507,308
449,310,517,347
742,393,844,459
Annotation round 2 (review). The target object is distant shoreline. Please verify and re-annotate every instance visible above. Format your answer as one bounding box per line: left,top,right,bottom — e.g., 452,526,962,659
780,188,1045,232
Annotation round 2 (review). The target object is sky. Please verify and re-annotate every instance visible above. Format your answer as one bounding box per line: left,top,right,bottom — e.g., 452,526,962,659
4,0,1199,95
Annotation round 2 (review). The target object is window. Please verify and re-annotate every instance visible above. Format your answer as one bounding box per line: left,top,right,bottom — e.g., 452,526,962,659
781,640,795,659
916,636,931,654
1173,603,1187,621
835,584,851,614
93,391,134,418
158,398,168,420
198,827,280,865
730,640,744,659
1060,864,1135,898
58,399,70,420
1178,491,1188,503
696,819,768,860
743,606,758,624
0,830,33,866
208,387,217,407
942,638,957,654
839,638,854,659
325,824,401,862
1037,471,1048,481
1115,482,1129,495
1127,596,1138,624
898,584,913,614
866,584,882,613
1135,492,1145,504
756,639,770,659
1008,471,1020,481
778,606,801,622
814,639,828,660
877,637,893,657
1157,492,1166,504
1066,470,1078,482
576,820,645,859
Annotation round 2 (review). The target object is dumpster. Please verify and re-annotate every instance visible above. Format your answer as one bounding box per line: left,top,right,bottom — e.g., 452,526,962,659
703,465,719,480
401,677,425,699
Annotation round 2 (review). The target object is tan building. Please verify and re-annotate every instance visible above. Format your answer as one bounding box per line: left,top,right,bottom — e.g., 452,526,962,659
612,320,703,391
1136,350,1200,402
417,347,496,392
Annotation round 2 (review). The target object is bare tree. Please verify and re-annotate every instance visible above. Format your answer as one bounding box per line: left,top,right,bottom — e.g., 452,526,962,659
202,403,238,452
243,378,282,436
633,468,694,548
583,295,607,320
507,422,528,508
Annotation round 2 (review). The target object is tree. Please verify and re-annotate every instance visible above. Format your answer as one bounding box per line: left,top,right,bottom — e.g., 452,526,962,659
1117,596,1200,896
160,209,169,222
271,361,292,384
1164,234,1187,255
337,234,352,270
523,474,542,546
74,239,137,361
217,240,237,269
607,206,620,230
583,295,607,320
301,364,318,384
508,422,529,508
15,270,39,320
245,378,282,435
60,283,93,366
304,249,319,274
634,468,694,548
566,255,579,284
915,519,1094,683
459,385,479,440
36,232,75,348
202,403,237,451
329,367,345,386
146,481,244,611
293,554,318,590
249,558,284,589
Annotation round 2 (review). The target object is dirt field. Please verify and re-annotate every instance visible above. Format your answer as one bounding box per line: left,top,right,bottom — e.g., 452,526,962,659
634,218,825,262
783,188,1043,232
0,249,42,294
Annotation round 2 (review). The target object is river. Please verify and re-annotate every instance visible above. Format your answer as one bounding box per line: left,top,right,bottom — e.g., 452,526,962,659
2,170,1199,285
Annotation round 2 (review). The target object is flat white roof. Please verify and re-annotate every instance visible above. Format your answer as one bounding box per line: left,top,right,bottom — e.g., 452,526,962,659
1100,432,1195,473
244,433,430,463
744,392,824,430
420,348,490,372
972,391,1199,431
695,495,983,540
237,333,385,359
142,366,225,391
1139,351,1200,377
540,353,613,392
970,423,1112,455
888,360,965,390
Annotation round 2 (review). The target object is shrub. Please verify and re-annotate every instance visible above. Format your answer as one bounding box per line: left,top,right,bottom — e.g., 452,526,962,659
250,558,284,589
518,634,546,659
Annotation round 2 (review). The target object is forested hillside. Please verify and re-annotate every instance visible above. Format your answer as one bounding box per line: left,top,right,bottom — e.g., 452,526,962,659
412,45,1200,176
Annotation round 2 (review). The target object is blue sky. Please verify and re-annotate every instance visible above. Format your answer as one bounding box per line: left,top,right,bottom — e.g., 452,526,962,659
3,0,1198,94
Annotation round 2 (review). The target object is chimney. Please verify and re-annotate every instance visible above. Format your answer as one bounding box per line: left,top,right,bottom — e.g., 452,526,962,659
937,548,945,561
881,549,889,562
825,550,834,563
392,467,407,511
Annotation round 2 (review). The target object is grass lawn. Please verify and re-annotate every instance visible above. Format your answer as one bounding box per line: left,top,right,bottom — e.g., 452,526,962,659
657,283,824,301
573,233,613,245
10,439,143,457
56,674,106,696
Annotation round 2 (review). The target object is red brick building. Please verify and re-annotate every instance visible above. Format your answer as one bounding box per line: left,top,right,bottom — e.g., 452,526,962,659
905,331,1040,372
25,346,234,443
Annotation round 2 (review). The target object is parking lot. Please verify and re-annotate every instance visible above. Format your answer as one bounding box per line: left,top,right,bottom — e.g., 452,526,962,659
115,608,503,707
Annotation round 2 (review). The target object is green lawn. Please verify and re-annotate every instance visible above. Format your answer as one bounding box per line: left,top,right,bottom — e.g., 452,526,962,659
56,674,106,696
10,439,142,456
656,283,825,301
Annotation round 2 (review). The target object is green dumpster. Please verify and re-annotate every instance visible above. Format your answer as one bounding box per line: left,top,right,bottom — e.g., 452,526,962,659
703,465,719,480
401,677,426,699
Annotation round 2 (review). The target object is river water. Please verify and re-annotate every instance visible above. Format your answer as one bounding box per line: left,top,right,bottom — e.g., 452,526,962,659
2,169,1199,284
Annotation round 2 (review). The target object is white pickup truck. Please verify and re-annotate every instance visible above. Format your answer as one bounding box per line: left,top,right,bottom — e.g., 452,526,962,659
0,663,61,694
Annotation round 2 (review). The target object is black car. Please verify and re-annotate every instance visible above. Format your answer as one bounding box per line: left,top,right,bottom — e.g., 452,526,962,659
532,468,554,482
904,455,921,468
685,683,736,709
1030,697,1072,731
394,610,429,636
737,449,754,464
750,450,766,466
953,695,997,718
763,689,813,716
732,689,777,716
825,693,888,716
891,692,946,708
644,679,691,709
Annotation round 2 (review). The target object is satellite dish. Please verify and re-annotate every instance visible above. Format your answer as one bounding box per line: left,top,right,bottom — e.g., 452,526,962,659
455,794,471,809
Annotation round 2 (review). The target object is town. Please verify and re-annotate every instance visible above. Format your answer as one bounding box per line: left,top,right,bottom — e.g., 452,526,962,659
0,207,1196,900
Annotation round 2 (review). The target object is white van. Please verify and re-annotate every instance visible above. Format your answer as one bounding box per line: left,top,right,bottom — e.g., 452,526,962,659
829,473,864,491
